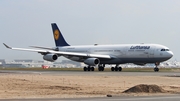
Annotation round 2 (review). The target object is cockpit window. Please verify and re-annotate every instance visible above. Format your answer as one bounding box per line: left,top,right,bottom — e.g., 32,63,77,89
161,49,169,51
161,49,165,51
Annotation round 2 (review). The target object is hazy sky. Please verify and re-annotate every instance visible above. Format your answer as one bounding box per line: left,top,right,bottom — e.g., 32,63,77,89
0,0,179,61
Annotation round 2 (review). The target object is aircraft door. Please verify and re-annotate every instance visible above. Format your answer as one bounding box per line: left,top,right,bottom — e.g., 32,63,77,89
148,46,154,58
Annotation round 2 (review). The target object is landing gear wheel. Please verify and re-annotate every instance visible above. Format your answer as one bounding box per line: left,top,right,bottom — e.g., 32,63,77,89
98,66,104,71
111,67,114,71
157,68,159,72
115,67,118,71
83,66,87,71
88,66,91,71
154,68,159,72
91,67,94,71
101,67,104,71
98,65,105,71
98,66,101,71
118,67,122,71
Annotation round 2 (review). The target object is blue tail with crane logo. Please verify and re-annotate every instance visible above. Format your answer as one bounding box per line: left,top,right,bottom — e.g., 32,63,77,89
51,23,70,47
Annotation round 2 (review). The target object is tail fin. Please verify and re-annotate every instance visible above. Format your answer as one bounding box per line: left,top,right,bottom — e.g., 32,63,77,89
51,23,70,47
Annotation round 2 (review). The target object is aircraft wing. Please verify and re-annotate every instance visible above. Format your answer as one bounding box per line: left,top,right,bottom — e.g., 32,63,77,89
3,43,111,59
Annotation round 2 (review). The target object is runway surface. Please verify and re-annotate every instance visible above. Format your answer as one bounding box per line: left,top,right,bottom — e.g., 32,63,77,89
1,95,180,101
1,70,180,77
0,70,180,101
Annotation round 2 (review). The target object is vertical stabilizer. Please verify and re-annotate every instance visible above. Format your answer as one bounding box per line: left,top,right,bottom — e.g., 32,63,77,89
51,23,70,47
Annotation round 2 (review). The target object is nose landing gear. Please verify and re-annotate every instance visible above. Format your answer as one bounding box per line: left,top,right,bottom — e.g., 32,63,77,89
154,62,160,72
154,67,159,72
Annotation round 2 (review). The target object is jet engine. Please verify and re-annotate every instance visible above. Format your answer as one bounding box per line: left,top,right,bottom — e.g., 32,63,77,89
43,54,58,62
84,58,100,66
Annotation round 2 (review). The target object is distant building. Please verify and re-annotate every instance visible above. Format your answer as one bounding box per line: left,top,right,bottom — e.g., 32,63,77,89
0,59,6,64
14,59,34,62
2,63,26,68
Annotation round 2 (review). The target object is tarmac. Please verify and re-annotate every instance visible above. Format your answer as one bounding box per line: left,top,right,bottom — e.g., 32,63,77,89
1,70,180,77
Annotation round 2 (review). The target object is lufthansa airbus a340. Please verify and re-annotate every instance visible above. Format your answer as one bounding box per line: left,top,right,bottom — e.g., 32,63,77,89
3,23,173,72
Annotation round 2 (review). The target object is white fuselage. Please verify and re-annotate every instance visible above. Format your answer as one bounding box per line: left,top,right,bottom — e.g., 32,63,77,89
58,44,173,64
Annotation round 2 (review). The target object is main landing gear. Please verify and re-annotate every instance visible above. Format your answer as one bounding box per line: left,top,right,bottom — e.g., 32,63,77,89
111,65,122,71
83,64,123,72
83,64,105,71
154,62,160,72
83,66,94,71
98,64,105,71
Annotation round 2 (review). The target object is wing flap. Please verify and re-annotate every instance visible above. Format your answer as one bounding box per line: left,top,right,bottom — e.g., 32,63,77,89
30,46,54,50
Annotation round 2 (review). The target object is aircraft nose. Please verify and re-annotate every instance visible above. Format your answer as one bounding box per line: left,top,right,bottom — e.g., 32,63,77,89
168,51,173,58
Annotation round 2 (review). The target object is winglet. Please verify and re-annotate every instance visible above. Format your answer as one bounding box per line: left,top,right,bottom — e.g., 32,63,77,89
3,43,12,49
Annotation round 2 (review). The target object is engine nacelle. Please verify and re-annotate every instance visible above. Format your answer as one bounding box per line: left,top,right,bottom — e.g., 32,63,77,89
133,63,146,66
84,58,100,66
43,54,58,62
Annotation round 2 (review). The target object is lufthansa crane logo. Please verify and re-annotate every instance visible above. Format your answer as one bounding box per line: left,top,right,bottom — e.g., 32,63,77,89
54,30,60,40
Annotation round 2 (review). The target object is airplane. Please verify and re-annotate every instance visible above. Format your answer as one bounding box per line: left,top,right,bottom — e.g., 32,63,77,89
3,23,173,72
